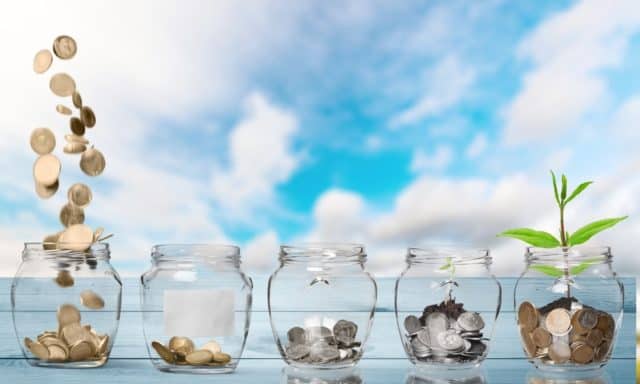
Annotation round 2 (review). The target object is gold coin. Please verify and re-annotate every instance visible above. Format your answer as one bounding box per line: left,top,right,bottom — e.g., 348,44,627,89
81,106,96,128
571,343,594,364
517,301,539,332
53,35,77,60
80,289,105,309
169,336,195,357
152,341,175,364
47,344,68,362
35,180,59,199
185,350,213,365
201,340,221,354
571,309,589,335
30,128,56,155
57,303,81,326
61,323,86,346
70,117,85,136
54,270,74,287
596,312,615,335
57,224,94,251
28,341,50,360
531,327,552,348
24,337,34,349
60,203,85,227
80,147,106,176
33,49,53,74
93,227,104,242
548,341,571,364
72,91,82,109
50,73,76,97
212,351,231,364
520,327,537,358
65,134,89,145
56,104,72,115
545,308,572,336
69,341,93,361
33,154,61,186
594,340,611,361
98,335,109,356
586,328,604,347
63,142,87,154
68,183,92,208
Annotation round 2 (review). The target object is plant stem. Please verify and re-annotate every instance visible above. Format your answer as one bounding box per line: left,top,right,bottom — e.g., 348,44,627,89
559,205,571,298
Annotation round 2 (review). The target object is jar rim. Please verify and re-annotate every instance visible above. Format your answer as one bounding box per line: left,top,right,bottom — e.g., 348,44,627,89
151,243,240,262
23,242,110,260
280,242,366,263
526,245,612,263
407,246,491,265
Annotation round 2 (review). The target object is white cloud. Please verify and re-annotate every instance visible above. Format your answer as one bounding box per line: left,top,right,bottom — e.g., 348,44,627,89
410,146,453,173
390,56,475,128
211,92,301,220
503,0,640,145
610,95,640,138
243,230,280,272
305,189,368,242
364,135,383,152
465,133,488,159
544,148,574,170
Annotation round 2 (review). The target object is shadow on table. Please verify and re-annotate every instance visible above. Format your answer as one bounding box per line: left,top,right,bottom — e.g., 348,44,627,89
526,369,612,384
281,366,364,384
405,366,487,383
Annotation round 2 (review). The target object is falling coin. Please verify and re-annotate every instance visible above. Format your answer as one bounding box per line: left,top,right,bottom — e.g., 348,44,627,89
57,224,94,251
65,134,89,145
56,104,72,115
81,106,96,128
54,270,74,287
33,49,53,74
69,117,85,136
57,304,81,327
33,154,61,186
50,73,76,97
53,35,77,60
68,183,92,208
43,232,62,250
80,290,105,310
64,142,86,154
35,180,59,199
60,203,85,227
545,308,572,336
72,91,82,109
80,147,106,176
30,128,56,155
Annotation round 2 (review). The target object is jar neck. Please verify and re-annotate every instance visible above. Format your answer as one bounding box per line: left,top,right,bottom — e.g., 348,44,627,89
279,243,367,267
526,246,612,266
406,247,491,267
22,242,111,262
151,244,241,267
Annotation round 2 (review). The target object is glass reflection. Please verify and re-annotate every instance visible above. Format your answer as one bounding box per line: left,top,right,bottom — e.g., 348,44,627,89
405,366,487,384
526,369,611,384
282,366,364,384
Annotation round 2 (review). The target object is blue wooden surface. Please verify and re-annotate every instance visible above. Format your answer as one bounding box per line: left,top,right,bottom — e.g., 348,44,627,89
0,277,636,383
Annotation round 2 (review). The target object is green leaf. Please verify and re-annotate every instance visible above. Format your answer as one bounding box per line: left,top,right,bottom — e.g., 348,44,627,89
561,174,568,202
530,264,564,278
568,216,629,246
564,181,593,206
569,258,601,276
551,171,560,206
498,228,561,248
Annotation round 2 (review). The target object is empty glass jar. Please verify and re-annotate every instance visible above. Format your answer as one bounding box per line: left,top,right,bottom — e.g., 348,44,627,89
514,246,623,372
268,243,377,369
11,242,122,368
395,247,501,369
140,244,253,373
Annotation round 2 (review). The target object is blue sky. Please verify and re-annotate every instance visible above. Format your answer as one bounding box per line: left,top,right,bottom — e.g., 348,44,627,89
0,0,639,277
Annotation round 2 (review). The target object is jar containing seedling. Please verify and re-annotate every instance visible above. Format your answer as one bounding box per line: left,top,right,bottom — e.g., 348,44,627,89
11,242,122,368
268,243,377,369
140,244,253,373
395,247,501,369
501,172,626,372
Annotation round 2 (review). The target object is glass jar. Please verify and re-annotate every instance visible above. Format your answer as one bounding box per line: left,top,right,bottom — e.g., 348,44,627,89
395,247,501,369
140,244,252,373
268,243,377,369
11,242,122,368
514,246,623,372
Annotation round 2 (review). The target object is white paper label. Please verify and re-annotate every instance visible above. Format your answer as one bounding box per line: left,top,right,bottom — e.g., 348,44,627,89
163,289,235,337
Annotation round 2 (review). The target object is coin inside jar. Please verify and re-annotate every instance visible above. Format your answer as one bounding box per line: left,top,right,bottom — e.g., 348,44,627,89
68,183,92,208
169,337,195,357
57,304,81,326
70,117,85,136
80,106,96,128
80,147,106,176
54,270,74,287
185,350,213,365
201,340,221,354
53,35,77,60
545,308,572,336
152,341,175,363
531,327,552,348
50,73,76,97
60,203,85,227
80,290,105,310
518,301,539,332
30,128,56,155
33,154,61,186
33,49,53,74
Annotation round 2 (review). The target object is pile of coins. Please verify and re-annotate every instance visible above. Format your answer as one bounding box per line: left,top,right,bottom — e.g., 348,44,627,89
284,320,362,365
403,299,488,364
24,301,109,363
151,337,232,367
31,35,110,255
518,299,615,365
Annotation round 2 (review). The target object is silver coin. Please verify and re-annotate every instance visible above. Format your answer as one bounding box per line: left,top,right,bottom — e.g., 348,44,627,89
404,315,422,335
437,330,465,352
80,147,106,176
425,312,449,334
53,35,77,60
306,326,333,343
286,344,310,360
416,328,433,348
287,326,306,345
410,337,431,358
457,312,485,332
334,319,358,339
309,341,339,363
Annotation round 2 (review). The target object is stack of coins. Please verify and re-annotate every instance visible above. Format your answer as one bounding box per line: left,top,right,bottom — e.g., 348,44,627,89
24,302,109,363
518,299,615,365
151,337,232,366
404,300,488,364
284,319,361,364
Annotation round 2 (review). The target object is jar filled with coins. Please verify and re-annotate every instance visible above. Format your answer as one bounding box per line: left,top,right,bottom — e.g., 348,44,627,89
268,244,377,369
11,242,122,368
395,247,501,369
140,244,253,373
515,246,623,372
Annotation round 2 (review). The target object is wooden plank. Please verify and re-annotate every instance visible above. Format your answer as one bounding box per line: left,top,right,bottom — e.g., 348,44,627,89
0,358,634,384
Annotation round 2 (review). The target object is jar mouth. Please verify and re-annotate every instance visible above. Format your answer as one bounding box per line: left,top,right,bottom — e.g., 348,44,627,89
280,243,366,263
526,245,612,264
23,242,110,261
407,246,491,265
151,243,240,262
